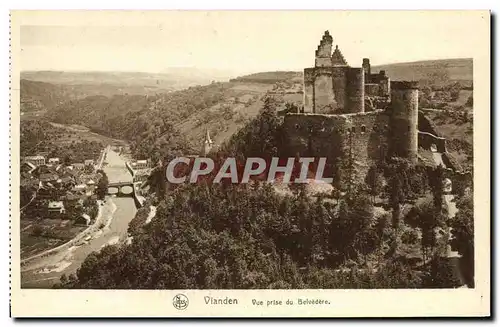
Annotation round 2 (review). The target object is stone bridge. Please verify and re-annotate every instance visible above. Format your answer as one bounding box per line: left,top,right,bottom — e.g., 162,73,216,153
107,181,144,208
107,181,135,197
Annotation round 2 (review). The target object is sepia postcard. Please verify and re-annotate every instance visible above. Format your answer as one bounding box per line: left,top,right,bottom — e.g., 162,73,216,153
10,10,490,317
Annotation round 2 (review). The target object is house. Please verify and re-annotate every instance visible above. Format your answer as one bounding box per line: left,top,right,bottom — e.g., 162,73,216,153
73,163,85,170
21,162,37,175
60,176,76,187
24,155,45,166
64,193,84,203
84,159,95,166
135,160,148,169
48,158,60,165
72,184,87,192
48,201,65,214
75,213,91,226
39,173,59,183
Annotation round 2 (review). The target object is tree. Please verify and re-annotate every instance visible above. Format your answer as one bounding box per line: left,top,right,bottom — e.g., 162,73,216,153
423,256,463,288
465,94,473,107
450,194,474,287
365,165,384,203
385,159,411,229
95,171,109,200
408,199,447,262
428,165,445,211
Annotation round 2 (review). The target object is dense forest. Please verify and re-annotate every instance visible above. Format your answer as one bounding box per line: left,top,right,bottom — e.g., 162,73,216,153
56,98,474,289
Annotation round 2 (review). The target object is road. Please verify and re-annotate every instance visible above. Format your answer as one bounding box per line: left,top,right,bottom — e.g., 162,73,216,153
431,151,466,287
21,148,138,288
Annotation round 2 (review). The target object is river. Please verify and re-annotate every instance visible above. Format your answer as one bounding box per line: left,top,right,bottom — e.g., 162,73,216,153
21,147,138,288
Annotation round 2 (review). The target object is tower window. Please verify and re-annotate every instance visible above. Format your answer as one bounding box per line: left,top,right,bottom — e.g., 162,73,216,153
295,124,300,130
351,126,356,133
361,125,366,133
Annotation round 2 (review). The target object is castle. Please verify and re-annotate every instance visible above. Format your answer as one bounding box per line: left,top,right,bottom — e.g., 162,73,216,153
284,31,426,187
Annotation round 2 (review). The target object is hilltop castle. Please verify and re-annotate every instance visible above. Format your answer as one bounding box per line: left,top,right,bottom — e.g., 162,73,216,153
284,31,438,187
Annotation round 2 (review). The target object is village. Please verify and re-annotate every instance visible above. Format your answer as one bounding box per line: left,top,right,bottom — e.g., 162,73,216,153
20,149,106,256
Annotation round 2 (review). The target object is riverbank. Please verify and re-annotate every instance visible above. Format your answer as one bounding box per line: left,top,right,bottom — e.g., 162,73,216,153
21,199,104,269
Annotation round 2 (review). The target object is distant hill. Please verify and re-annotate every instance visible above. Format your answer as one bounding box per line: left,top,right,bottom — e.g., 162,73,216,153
20,79,73,112
230,71,302,84
372,58,473,87
21,69,235,93
230,58,472,87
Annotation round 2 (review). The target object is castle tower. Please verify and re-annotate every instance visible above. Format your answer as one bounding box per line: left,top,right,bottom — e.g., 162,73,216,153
201,129,213,156
315,31,333,67
390,81,419,164
362,58,371,77
346,67,365,113
310,31,337,113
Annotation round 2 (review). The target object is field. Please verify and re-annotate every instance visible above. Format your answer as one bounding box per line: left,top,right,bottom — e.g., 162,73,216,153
20,219,87,259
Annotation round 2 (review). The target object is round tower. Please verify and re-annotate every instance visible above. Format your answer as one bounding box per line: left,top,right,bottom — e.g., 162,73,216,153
390,81,419,164
346,67,365,113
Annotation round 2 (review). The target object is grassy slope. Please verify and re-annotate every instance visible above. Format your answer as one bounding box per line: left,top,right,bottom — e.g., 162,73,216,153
372,58,473,86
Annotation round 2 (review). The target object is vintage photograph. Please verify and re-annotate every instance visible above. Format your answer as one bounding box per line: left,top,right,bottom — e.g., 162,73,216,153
11,10,487,307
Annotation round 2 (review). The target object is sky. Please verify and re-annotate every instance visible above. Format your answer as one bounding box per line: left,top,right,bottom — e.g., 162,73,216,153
17,10,487,75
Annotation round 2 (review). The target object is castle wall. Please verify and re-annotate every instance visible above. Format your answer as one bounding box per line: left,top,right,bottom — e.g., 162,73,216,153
380,77,390,96
390,81,419,164
316,57,333,67
331,66,347,111
346,68,365,113
314,68,337,113
303,68,315,113
365,83,380,97
283,111,390,188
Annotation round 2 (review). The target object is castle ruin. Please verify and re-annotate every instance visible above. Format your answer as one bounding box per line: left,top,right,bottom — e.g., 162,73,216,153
284,31,425,187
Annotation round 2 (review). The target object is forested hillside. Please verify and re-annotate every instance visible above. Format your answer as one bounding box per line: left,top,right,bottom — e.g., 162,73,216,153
57,101,473,289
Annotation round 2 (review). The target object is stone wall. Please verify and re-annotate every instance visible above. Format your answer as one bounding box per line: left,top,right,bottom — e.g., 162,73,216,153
283,111,390,188
331,66,347,111
365,83,380,97
418,131,447,153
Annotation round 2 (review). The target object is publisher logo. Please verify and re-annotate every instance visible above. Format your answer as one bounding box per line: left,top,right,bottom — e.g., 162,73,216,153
173,294,189,310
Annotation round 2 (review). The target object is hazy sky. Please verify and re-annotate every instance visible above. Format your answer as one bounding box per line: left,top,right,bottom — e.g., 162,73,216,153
18,11,486,75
